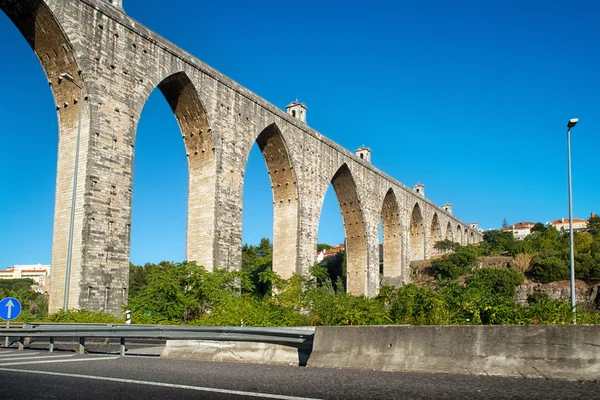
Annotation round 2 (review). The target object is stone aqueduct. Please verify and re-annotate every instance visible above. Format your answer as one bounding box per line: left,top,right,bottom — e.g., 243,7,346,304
1,0,482,315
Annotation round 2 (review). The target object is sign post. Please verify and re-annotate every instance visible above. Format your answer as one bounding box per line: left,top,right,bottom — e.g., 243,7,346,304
0,297,22,348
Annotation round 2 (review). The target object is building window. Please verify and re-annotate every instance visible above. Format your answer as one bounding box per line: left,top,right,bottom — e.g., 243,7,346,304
292,110,296,117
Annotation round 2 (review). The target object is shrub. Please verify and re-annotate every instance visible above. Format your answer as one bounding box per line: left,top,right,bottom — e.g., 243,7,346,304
44,309,123,324
430,245,478,279
466,268,524,298
388,285,453,325
306,287,391,326
530,255,569,283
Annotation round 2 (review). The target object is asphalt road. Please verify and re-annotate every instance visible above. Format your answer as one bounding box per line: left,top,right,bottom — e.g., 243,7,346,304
0,348,597,399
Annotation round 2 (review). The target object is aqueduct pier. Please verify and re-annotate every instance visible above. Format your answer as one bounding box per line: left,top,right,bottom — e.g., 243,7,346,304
1,0,483,315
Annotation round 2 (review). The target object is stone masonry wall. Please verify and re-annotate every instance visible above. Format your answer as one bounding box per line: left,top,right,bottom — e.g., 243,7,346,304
1,0,483,314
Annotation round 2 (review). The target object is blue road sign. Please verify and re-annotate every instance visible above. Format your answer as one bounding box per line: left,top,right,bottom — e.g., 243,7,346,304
0,297,21,321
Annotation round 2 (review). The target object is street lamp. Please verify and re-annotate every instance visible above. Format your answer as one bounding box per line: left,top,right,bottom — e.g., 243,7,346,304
566,117,578,323
59,72,83,312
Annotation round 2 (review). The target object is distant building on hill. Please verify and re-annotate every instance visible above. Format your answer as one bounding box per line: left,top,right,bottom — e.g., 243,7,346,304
316,245,345,263
547,217,588,232
0,264,51,293
501,222,537,240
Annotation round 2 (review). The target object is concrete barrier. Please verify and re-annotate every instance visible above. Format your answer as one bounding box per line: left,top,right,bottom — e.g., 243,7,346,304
307,325,600,381
161,339,312,366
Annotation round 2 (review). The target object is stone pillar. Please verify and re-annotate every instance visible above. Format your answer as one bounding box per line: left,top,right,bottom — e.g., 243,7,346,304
400,219,411,283
364,216,381,297
48,80,93,314
423,214,431,260
49,74,136,316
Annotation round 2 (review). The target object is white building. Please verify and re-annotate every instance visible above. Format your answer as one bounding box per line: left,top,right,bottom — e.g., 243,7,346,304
0,264,52,293
548,217,588,232
501,222,537,240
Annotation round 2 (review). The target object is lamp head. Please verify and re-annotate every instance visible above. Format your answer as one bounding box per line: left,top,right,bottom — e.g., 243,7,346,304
59,73,74,82
567,118,579,129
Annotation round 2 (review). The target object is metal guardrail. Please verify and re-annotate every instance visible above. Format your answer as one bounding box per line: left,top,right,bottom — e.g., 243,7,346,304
1,324,315,356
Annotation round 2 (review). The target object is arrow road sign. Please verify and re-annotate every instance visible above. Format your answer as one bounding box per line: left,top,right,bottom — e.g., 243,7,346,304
0,297,21,321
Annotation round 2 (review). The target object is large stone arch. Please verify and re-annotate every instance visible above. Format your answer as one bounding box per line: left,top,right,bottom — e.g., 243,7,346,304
246,122,299,279
456,224,463,244
445,221,453,241
325,163,367,295
409,203,425,261
380,188,401,281
464,228,469,245
430,213,442,256
0,0,96,313
150,71,217,270
470,231,475,244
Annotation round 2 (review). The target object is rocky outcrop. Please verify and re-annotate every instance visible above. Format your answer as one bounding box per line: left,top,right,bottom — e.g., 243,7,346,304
515,281,600,310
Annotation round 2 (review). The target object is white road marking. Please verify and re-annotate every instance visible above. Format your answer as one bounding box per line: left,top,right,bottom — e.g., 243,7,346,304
0,367,323,400
0,351,41,358
0,356,119,366
0,354,75,363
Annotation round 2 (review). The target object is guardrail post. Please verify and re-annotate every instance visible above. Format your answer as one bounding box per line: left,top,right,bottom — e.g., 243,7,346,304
18,337,24,351
120,337,126,356
78,337,85,354
49,337,54,353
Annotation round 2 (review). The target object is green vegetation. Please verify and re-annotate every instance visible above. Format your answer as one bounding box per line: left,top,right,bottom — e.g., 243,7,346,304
479,215,600,283
3,213,598,325
433,239,461,253
0,279,48,321
430,245,478,279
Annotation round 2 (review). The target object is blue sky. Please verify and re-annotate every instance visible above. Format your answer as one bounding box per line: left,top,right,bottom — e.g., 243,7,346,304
1,0,599,268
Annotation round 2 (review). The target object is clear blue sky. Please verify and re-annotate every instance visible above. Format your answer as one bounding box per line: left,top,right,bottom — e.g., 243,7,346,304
1,0,599,268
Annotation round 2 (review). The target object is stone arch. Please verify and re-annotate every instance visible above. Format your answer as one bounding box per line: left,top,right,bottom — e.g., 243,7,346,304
248,123,299,279
380,188,401,280
409,203,425,261
430,213,442,256
326,163,367,295
445,221,453,241
148,71,216,269
1,0,93,313
1,1,84,123
470,231,475,244
456,224,463,244
464,228,469,245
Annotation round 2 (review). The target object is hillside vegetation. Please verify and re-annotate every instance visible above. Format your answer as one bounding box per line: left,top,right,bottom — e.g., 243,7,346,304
6,214,599,325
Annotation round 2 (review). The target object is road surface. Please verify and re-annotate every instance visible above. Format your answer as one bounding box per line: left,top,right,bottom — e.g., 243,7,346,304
0,348,597,399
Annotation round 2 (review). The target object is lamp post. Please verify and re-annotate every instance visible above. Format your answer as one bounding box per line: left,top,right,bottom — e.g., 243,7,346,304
567,117,578,323
59,72,83,312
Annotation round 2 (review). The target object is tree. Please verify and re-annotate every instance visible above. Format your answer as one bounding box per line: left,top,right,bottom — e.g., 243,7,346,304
502,218,508,228
317,243,334,252
241,238,274,297
588,214,600,236
481,230,518,255
317,250,346,292
574,231,593,253
530,254,569,283
434,239,460,252
530,222,547,233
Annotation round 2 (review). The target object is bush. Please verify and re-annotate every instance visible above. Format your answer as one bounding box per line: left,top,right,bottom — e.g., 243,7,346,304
306,287,391,326
430,245,478,279
466,268,524,298
530,255,569,283
45,309,123,324
387,285,454,325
